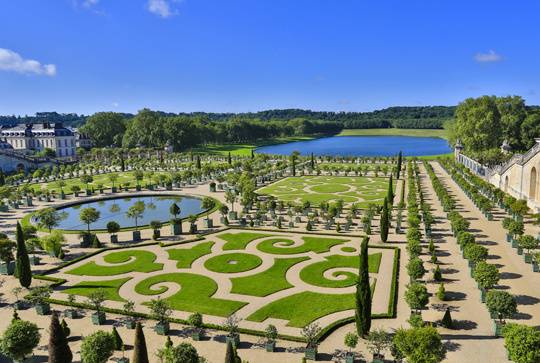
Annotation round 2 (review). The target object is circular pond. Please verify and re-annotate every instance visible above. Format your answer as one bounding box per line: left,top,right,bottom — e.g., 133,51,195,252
41,195,205,231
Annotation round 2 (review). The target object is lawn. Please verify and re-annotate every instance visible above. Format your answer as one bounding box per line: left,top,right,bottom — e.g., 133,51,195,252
67,250,163,276
204,252,263,273
257,236,349,254
256,175,394,207
64,278,131,302
218,232,274,250
337,128,448,139
167,241,215,268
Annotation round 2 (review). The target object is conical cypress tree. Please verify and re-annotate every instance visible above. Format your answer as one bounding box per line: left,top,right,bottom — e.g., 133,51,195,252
387,175,394,204
15,222,32,288
228,152,232,165
310,153,315,169
380,197,389,243
112,326,123,350
441,307,453,329
251,149,255,159
48,312,73,363
196,155,201,169
132,322,149,363
225,340,235,363
355,237,371,337
396,151,402,179
60,319,70,337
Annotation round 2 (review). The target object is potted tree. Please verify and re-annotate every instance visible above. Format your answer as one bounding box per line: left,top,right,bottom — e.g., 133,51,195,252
80,331,115,363
224,314,241,348
518,235,538,262
56,180,67,199
126,201,145,242
473,261,500,303
301,322,321,360
265,324,278,352
109,174,119,193
65,294,79,318
107,221,121,244
405,282,429,319
79,207,101,247
0,318,40,363
188,312,204,341
11,287,25,310
0,238,15,275
366,328,391,363
486,290,517,337
188,214,198,234
344,332,358,363
80,175,93,196
202,197,215,228
169,202,182,235
134,170,144,191
150,297,172,335
87,289,107,325
533,251,540,272
150,220,162,240
219,204,229,225
123,300,136,329
225,190,238,220
27,286,52,315
209,181,216,192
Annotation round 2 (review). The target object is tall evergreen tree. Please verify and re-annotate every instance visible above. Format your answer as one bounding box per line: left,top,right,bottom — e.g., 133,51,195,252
355,237,372,337
196,155,201,169
387,175,394,204
132,322,149,363
48,312,73,363
15,222,31,288
0,169,5,186
380,197,389,243
112,326,123,350
396,151,402,179
227,152,232,165
310,152,315,169
224,340,235,363
251,149,255,159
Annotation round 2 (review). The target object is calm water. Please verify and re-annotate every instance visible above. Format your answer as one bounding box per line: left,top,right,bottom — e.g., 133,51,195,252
256,136,451,156
47,195,204,230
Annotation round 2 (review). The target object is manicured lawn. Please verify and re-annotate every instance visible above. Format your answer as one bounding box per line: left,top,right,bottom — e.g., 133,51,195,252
218,232,274,250
256,175,394,207
64,277,130,302
167,241,214,268
67,250,163,276
230,257,309,297
204,252,263,273
337,128,448,139
299,253,381,288
247,291,357,327
257,236,348,255
135,272,247,317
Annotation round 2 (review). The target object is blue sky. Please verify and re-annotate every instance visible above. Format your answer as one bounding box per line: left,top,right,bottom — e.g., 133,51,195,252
0,0,539,115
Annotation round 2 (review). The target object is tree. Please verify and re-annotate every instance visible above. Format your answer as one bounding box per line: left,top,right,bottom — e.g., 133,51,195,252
106,221,120,237
149,297,172,324
80,207,101,234
112,326,123,350
503,323,540,363
35,207,65,232
87,289,106,316
224,340,236,363
366,328,391,358
202,197,216,222
405,282,429,313
80,112,126,147
486,291,517,323
518,235,539,256
355,236,371,337
225,190,237,212
344,332,358,354
396,151,402,179
407,257,426,281
15,222,31,288
126,201,146,230
380,197,389,242
48,312,72,363
158,342,202,363
80,175,93,191
441,308,453,329
80,331,115,363
473,262,500,290
464,243,488,264
392,326,445,363
132,322,149,363
387,175,394,203
0,319,41,362
170,202,181,219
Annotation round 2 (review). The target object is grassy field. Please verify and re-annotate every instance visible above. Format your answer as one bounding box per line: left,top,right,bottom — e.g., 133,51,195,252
192,135,316,156
337,128,448,139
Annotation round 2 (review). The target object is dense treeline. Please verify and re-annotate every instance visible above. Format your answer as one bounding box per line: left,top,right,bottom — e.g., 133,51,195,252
448,95,540,165
0,112,89,127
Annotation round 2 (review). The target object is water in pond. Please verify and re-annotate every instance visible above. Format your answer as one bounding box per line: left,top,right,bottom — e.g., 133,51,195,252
256,136,451,156
45,195,204,231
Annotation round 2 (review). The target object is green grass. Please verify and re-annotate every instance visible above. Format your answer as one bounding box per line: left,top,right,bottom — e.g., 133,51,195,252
192,136,316,156
167,241,214,268
63,277,130,302
256,175,394,207
230,257,309,297
337,128,448,139
247,291,357,327
67,250,163,276
341,246,357,253
299,253,382,288
257,236,348,255
218,232,274,250
204,253,263,273
134,273,247,317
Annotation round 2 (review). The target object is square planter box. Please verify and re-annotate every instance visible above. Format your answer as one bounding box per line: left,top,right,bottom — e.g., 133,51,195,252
81,233,93,248
511,240,518,248
111,186,118,193
506,234,512,243
220,216,227,225
372,353,385,363
171,222,182,235
189,224,198,233
203,219,214,228
493,321,504,337
225,334,240,348
155,321,170,335
125,319,136,329
92,312,106,325
228,211,238,221
132,230,141,242
304,347,318,361
117,358,129,363
524,254,532,264
30,255,40,265
191,330,203,341
35,303,51,315
65,309,78,319
85,190,92,196
110,234,119,244
265,341,276,352
153,230,161,239
533,262,539,272
136,185,142,191
13,300,25,310
344,353,354,363
517,247,523,255
0,261,15,275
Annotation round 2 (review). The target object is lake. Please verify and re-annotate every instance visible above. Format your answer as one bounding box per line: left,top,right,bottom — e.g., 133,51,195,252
40,195,205,231
256,135,451,157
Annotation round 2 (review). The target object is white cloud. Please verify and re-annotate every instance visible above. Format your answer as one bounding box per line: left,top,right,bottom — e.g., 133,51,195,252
0,48,56,76
112,102,119,108
474,50,503,63
82,0,99,7
148,0,178,18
